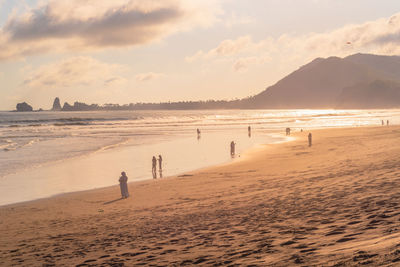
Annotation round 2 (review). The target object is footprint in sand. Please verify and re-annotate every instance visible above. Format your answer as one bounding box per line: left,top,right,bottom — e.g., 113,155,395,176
160,249,177,255
347,220,362,225
299,248,317,254
120,252,145,257
290,254,304,264
353,251,377,260
325,230,345,236
99,255,110,259
280,240,297,246
336,237,356,243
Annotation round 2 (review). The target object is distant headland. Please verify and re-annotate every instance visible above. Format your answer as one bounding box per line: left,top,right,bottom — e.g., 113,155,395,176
16,97,244,112
14,53,400,111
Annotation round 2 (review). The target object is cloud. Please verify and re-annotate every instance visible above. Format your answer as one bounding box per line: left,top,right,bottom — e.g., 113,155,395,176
259,13,400,64
233,57,266,72
23,56,127,88
222,12,255,29
0,0,219,60
186,35,257,62
291,12,400,56
186,35,269,71
135,72,165,82
188,12,400,71
212,36,253,56
104,76,127,87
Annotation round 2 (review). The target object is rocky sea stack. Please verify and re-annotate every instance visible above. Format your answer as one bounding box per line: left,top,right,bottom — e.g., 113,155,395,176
52,97,62,111
16,102,33,112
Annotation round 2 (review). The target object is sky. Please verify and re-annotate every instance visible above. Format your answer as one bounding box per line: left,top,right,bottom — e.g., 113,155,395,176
1,0,400,110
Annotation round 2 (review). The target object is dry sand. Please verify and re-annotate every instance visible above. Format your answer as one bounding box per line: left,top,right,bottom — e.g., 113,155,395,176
1,126,400,266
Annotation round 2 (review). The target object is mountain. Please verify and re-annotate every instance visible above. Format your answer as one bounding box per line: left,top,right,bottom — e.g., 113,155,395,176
345,54,400,80
336,80,400,109
243,53,400,108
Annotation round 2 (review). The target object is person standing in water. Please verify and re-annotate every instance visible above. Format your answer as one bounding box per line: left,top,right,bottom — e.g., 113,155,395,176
230,141,236,156
152,156,157,179
308,133,312,147
248,126,251,137
197,128,201,140
387,120,389,126
119,171,129,198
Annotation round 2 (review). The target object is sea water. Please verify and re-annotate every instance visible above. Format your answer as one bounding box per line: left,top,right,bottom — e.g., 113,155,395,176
0,109,399,206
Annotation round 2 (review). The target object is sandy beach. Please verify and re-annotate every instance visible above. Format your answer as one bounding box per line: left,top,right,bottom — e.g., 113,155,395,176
1,126,400,266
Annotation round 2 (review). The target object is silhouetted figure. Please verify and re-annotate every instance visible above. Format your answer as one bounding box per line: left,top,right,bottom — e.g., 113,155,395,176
230,141,236,157
158,155,163,170
197,128,201,140
308,133,312,147
382,120,384,126
248,126,251,137
301,129,303,132
152,156,157,179
387,120,389,126
286,127,291,136
119,171,129,198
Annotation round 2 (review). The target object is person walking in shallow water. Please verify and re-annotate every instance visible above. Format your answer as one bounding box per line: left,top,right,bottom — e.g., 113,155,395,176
119,171,129,198
152,156,157,179
230,141,236,157
197,128,201,140
308,133,312,147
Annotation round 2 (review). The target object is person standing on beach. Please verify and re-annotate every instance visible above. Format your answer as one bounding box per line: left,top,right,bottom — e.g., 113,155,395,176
308,133,312,147
152,156,157,179
158,155,163,170
387,120,389,126
286,127,291,136
230,141,236,156
248,126,251,137
119,172,129,198
158,155,163,178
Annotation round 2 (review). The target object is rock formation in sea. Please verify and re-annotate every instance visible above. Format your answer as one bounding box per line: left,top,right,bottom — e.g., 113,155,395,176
62,102,73,111
52,97,62,111
61,101,100,111
16,102,33,112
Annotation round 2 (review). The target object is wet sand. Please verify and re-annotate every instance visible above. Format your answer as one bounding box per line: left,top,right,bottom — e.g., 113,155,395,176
1,126,400,266
0,130,283,206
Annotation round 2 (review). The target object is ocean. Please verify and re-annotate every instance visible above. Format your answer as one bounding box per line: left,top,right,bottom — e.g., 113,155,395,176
0,109,399,206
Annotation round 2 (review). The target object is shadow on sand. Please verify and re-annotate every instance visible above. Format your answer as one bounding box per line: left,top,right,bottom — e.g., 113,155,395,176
103,198,124,205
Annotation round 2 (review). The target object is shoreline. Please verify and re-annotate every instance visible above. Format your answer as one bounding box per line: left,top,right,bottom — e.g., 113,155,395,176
0,129,287,207
2,125,400,266
0,132,292,209
0,124,376,208
1,108,397,207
